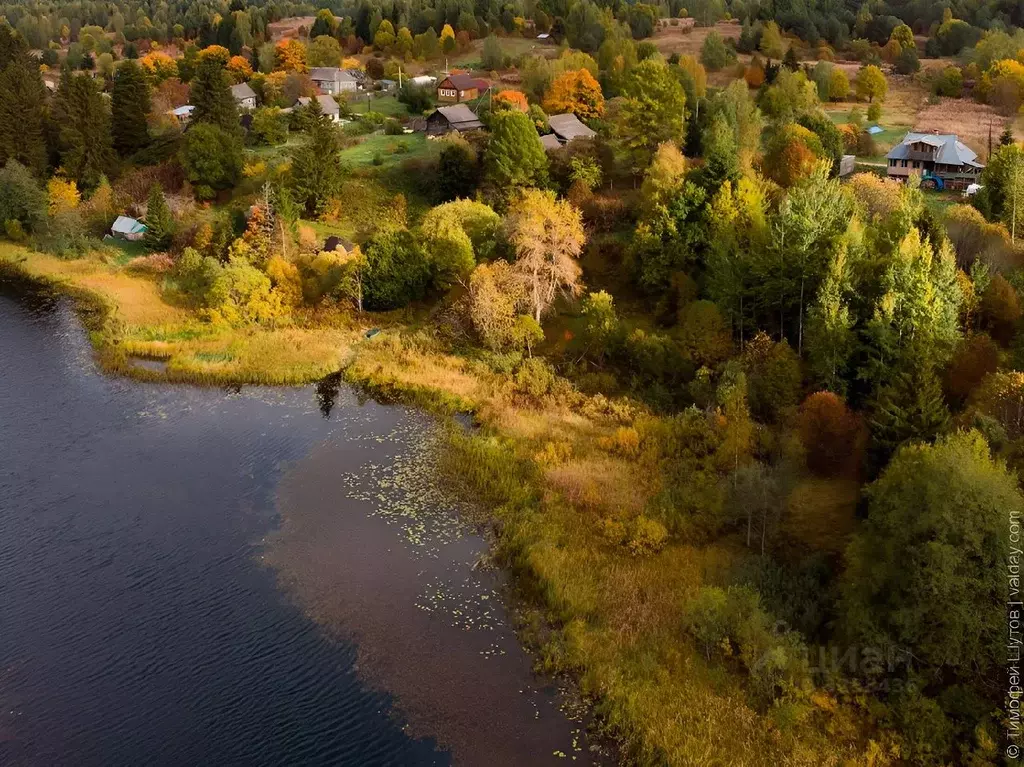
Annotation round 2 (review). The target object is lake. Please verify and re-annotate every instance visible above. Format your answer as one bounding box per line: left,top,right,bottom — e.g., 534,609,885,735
0,279,602,766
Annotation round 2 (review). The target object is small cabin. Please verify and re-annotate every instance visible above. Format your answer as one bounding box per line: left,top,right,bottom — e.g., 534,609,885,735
436,74,487,104
110,216,147,241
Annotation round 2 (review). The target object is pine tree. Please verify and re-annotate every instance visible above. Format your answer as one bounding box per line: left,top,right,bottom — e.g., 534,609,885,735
53,68,116,189
143,183,174,250
189,55,238,131
0,25,49,176
111,60,151,156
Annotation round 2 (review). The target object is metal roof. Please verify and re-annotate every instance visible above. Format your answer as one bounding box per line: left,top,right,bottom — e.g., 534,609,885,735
539,133,563,150
886,132,979,166
548,113,597,141
433,104,483,130
111,216,146,234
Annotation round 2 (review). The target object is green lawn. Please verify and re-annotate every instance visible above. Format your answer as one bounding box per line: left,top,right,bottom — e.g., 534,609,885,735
347,93,412,117
103,237,148,264
339,132,436,167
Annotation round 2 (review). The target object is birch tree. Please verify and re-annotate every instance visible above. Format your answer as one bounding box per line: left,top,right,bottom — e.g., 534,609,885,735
505,190,586,323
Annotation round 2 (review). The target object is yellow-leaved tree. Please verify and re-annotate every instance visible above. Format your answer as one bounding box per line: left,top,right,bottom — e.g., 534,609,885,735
275,39,308,72
542,68,604,120
504,189,586,322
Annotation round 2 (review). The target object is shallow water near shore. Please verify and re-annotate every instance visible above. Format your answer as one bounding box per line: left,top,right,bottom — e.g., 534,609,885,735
0,280,602,765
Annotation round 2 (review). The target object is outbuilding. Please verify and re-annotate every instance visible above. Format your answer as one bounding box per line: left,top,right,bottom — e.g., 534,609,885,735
110,216,147,241
425,104,484,136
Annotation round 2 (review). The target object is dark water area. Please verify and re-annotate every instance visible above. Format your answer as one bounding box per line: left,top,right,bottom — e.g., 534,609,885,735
0,281,602,766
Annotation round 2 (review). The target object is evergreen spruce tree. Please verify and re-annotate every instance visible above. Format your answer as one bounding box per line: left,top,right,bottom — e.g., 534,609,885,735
111,60,151,156
868,357,950,471
53,68,116,189
189,55,239,132
143,183,174,250
782,45,800,71
0,24,50,176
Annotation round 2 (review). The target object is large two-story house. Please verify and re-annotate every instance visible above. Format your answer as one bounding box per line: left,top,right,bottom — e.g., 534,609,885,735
885,131,984,190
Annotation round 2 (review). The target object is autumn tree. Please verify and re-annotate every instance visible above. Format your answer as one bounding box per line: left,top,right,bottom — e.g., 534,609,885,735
467,260,529,351
226,55,253,82
855,64,887,103
46,175,79,216
542,68,605,120
945,333,1000,404
420,199,500,289
762,123,824,188
275,39,308,72
614,59,686,168
759,21,785,59
440,24,456,54
797,392,862,476
505,189,586,322
493,89,528,112
980,272,1022,343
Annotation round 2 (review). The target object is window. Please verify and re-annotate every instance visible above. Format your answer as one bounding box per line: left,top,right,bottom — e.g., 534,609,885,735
902,160,908,167
912,161,920,169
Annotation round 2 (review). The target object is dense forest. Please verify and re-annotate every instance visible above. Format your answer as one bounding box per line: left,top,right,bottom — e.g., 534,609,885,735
3,0,1024,762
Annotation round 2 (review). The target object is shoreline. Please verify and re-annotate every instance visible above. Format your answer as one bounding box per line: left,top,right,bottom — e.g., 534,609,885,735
0,247,877,765
0,251,616,762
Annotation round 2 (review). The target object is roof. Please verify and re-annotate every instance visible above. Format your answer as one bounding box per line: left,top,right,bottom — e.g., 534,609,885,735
866,125,884,135
431,104,484,131
886,132,980,166
230,82,257,101
111,216,146,234
296,94,339,114
171,105,194,117
409,75,436,86
540,133,563,150
441,73,484,90
309,67,357,83
548,113,597,141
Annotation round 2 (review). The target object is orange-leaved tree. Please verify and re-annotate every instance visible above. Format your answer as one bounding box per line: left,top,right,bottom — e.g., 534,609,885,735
493,89,528,112
275,39,308,72
226,55,253,82
542,69,604,120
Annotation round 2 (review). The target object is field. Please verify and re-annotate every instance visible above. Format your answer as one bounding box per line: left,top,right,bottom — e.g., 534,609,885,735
338,132,436,166
450,35,552,68
648,20,741,57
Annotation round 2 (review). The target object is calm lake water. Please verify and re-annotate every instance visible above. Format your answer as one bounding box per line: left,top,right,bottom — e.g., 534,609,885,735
0,280,602,766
